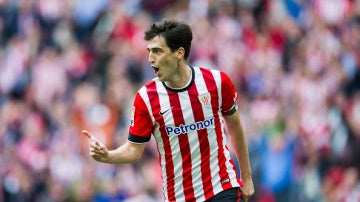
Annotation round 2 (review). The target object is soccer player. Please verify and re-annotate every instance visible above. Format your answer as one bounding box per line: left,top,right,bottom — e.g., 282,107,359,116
85,19,254,202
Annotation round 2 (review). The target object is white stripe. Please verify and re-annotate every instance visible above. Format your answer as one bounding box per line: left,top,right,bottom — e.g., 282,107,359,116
211,69,222,110
212,69,240,188
156,80,186,201
139,82,172,199
193,67,221,200
210,69,229,194
154,81,171,199
138,86,155,123
178,90,204,201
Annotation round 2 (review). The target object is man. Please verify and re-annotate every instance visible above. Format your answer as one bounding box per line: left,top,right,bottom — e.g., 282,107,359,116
85,19,254,202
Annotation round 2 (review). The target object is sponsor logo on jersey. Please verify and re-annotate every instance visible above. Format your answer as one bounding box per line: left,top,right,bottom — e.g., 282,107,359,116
159,107,172,116
165,118,214,136
130,106,135,126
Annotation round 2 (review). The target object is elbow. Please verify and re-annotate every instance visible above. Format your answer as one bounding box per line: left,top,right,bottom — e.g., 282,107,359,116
125,142,145,163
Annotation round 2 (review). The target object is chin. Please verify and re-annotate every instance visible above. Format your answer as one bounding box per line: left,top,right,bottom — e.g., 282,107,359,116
156,74,164,81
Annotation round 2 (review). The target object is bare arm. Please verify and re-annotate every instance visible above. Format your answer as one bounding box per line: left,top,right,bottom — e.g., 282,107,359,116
83,130,146,164
223,112,254,201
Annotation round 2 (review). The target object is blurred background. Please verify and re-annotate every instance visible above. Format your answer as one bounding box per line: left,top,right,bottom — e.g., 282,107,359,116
0,0,359,201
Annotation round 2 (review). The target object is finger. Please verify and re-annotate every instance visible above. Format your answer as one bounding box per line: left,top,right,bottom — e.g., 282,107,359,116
83,130,105,148
90,152,103,159
82,130,98,143
239,187,245,200
91,150,104,156
90,145,105,154
95,140,102,147
90,146,106,155
82,130,93,139
240,191,252,201
90,142,99,149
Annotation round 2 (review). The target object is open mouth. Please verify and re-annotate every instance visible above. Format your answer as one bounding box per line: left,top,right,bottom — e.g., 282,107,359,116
153,67,159,74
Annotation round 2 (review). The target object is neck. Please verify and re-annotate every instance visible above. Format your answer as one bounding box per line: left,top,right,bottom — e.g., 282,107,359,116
165,63,191,89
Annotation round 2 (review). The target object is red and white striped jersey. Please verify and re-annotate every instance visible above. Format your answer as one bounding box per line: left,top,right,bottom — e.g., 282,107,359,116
128,66,242,201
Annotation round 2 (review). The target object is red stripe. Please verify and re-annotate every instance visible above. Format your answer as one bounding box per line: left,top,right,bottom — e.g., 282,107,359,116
200,67,232,190
166,89,195,201
187,79,214,199
146,81,176,201
220,72,242,186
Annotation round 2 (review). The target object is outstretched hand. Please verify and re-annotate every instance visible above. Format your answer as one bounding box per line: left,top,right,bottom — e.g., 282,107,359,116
82,130,108,162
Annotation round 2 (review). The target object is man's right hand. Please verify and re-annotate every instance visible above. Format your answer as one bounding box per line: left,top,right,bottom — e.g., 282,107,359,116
82,130,109,162
89,141,109,162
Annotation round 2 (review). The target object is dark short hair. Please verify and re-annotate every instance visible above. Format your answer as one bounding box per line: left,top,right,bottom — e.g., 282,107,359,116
144,19,193,60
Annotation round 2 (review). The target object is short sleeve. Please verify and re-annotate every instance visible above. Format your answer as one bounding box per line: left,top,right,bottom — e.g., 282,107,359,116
128,93,152,143
220,71,238,115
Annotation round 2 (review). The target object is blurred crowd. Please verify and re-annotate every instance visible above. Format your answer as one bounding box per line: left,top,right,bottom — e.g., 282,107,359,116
0,0,360,201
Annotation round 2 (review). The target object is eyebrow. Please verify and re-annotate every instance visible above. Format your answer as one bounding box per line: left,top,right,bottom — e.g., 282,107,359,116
147,47,162,52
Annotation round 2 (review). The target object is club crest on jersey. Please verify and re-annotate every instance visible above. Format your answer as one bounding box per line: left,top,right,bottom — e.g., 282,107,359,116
198,93,211,108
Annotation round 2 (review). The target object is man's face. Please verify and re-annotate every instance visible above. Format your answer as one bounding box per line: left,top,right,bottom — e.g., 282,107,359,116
147,36,180,82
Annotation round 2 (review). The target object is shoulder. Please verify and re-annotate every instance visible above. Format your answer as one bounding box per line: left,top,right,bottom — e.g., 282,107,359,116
137,78,161,93
194,66,229,82
194,66,228,75
143,77,159,88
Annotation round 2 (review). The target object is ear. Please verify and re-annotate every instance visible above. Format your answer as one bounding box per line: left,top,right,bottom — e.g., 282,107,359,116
176,47,185,60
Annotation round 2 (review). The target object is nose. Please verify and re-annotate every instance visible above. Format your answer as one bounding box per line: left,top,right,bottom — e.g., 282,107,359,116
148,52,155,65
